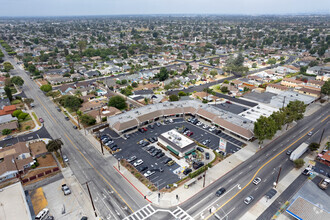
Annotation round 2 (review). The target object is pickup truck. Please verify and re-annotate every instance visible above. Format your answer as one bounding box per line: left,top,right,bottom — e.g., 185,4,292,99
61,184,71,195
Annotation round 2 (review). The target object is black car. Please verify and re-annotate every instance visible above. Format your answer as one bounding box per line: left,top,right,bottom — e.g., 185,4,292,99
156,152,165,158
193,161,204,169
148,124,154,129
302,168,311,176
148,137,155,143
163,158,172,164
183,168,192,175
196,147,204,153
139,166,148,172
205,152,210,160
65,116,70,121
215,130,222,135
138,128,144,133
142,142,150,147
153,167,164,172
124,134,130,139
110,144,118,150
148,146,156,152
152,136,158,141
152,150,161,157
215,188,226,197
286,150,292,155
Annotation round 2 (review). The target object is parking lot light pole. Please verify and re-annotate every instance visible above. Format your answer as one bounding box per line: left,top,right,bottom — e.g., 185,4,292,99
118,158,120,171
203,168,206,188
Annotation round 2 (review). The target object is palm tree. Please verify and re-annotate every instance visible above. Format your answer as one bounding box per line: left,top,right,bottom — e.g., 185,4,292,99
46,139,63,159
74,89,82,97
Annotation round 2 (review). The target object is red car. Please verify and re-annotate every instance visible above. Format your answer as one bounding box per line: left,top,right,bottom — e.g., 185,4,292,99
226,101,232,104
187,131,194,137
142,127,148,131
39,118,44,123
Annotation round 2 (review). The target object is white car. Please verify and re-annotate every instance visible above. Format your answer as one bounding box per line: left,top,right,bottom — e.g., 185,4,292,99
308,132,313,136
35,208,49,220
203,124,209,129
169,119,173,123
253,177,261,185
144,170,155,177
244,196,254,205
63,155,69,162
133,159,143,167
196,122,202,126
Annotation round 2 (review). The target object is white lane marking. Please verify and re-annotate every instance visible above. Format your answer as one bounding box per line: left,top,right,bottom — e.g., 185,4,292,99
186,184,239,214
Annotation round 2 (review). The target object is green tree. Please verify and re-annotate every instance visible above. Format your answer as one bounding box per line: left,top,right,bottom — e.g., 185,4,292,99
79,114,96,127
108,95,127,110
18,112,29,120
293,158,305,168
46,139,63,159
3,62,14,72
11,76,24,86
131,82,138,88
252,63,257,68
12,110,23,117
285,100,306,122
210,69,218,78
23,98,34,106
220,86,229,93
77,40,87,55
178,91,187,96
2,128,12,135
169,94,179,101
157,67,169,81
308,142,320,151
58,95,83,111
40,84,52,92
254,116,277,146
270,110,286,130
4,86,12,101
267,58,276,65
321,80,330,96
46,91,60,99
223,80,229,84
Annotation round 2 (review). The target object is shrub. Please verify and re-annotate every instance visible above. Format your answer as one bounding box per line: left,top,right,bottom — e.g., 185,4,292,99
189,166,208,179
12,110,23,117
2,128,12,135
18,112,29,120
293,158,305,168
25,126,31,130
40,84,52,92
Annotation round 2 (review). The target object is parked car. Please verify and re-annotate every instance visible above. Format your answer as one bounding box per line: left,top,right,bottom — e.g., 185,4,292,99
73,125,78,129
163,158,172,164
183,168,192,175
144,170,155,177
156,122,161,127
187,131,194,137
127,156,137,163
56,107,61,112
193,161,204,169
142,127,148,132
203,124,208,129
196,122,202,126
147,146,156,152
308,132,313,136
39,118,44,123
123,134,130,139
138,128,144,133
196,147,204,152
64,116,70,121
35,208,49,220
156,152,165,158
3,135,13,140
302,168,311,176
215,188,226,197
61,184,71,195
138,166,148,172
63,155,69,162
244,196,254,205
133,159,143,167
253,177,261,185
205,152,210,160
167,160,175,166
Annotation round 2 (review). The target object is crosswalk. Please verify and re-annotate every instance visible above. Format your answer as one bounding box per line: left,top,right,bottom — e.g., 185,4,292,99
123,205,194,220
123,204,156,220
172,206,194,220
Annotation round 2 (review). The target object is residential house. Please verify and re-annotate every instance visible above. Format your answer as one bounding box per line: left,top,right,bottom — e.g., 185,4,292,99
84,70,100,78
86,106,121,123
266,84,289,95
306,66,330,76
0,121,19,134
0,105,16,116
0,98,11,109
316,74,330,82
80,100,105,113
0,114,18,125
281,78,304,88
0,142,35,182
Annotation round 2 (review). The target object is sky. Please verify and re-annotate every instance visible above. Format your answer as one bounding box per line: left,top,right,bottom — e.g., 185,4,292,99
0,0,329,17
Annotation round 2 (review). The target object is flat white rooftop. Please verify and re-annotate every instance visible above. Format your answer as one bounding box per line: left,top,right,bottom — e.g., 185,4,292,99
161,129,193,149
0,182,32,220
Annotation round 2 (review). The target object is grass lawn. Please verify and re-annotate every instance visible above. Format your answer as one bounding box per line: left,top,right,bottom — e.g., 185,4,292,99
32,112,41,126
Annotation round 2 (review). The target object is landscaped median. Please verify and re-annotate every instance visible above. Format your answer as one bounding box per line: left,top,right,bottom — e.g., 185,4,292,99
32,112,41,126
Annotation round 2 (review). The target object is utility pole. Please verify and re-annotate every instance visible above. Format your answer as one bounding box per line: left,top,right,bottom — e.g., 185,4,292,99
76,111,81,129
319,128,325,145
203,169,206,188
118,158,121,171
98,106,105,155
83,181,97,217
275,167,282,188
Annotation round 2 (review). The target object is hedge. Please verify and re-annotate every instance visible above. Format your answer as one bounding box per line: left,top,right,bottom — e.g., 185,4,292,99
189,165,208,179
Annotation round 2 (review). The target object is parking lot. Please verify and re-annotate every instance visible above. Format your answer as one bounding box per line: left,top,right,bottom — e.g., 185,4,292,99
100,117,245,189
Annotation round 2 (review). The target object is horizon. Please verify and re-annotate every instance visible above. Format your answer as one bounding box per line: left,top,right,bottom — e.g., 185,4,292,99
0,0,329,17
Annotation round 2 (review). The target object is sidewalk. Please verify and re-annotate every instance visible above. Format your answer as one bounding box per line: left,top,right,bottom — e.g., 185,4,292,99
61,167,100,220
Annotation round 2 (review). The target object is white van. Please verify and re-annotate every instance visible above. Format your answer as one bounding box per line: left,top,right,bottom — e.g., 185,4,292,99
35,208,49,220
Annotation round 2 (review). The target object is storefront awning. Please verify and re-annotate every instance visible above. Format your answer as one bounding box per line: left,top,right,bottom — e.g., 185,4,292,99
185,149,195,156
167,145,179,156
